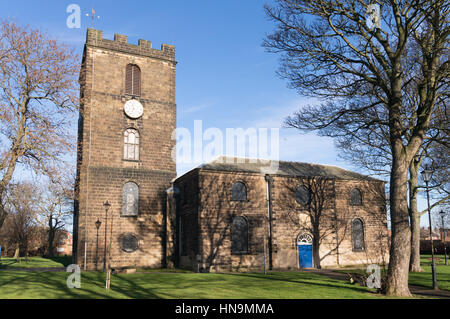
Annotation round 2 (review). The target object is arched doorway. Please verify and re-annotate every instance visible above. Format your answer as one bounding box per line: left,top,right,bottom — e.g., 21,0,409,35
297,233,313,268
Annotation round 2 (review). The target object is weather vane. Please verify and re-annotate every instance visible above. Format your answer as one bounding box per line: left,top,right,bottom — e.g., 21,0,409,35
86,8,100,28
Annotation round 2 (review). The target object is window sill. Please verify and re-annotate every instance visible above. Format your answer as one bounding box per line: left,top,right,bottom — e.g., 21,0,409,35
123,159,141,163
123,94,141,100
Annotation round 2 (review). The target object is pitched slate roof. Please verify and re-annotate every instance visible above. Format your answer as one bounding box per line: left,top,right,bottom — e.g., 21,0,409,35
197,156,382,181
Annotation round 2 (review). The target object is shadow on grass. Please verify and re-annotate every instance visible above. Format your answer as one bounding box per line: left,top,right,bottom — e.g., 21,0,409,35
47,255,73,267
109,274,161,299
222,272,377,295
0,270,386,299
0,271,132,299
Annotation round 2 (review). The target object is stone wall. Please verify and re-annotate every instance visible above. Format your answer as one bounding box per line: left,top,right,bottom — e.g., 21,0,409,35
73,29,177,270
175,169,388,272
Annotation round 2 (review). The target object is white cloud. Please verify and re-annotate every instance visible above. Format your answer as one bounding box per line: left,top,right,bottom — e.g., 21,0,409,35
182,103,213,114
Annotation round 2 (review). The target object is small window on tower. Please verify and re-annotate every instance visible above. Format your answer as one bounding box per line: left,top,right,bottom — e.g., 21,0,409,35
122,182,139,216
124,128,140,160
125,64,141,96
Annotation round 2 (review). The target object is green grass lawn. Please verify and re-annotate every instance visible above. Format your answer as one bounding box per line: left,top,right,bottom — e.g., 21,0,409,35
408,254,450,291
335,254,450,292
0,255,72,269
0,270,391,299
1,255,444,299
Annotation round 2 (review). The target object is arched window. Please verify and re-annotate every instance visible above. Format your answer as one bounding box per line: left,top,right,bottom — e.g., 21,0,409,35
124,128,139,160
351,218,365,251
295,185,310,205
231,216,248,254
122,182,139,216
350,188,363,206
125,64,141,96
297,233,313,245
231,182,247,201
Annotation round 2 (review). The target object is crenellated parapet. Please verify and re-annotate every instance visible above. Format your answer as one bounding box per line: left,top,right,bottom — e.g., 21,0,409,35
86,28,175,62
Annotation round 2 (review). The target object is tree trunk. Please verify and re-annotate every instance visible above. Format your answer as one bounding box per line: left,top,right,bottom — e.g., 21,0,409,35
313,231,321,269
48,229,55,257
409,161,423,272
386,147,412,297
13,246,20,260
0,197,7,230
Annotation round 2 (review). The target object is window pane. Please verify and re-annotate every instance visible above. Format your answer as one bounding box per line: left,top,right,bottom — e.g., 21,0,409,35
134,145,139,160
122,182,139,216
232,182,247,201
128,131,135,144
124,129,139,160
231,217,248,253
295,186,310,205
351,189,362,206
128,144,135,159
352,219,365,251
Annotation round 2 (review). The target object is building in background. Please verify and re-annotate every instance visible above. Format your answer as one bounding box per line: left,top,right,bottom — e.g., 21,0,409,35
56,231,73,256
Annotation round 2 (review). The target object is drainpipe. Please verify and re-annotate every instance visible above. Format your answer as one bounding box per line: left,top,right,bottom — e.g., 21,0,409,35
332,179,340,266
265,174,273,270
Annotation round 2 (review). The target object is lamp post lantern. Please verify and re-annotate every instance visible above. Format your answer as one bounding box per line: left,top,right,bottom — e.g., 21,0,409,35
95,219,102,270
439,210,448,266
103,201,111,272
421,165,438,290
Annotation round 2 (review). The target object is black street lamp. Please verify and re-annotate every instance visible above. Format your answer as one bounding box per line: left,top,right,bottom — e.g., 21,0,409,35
103,201,111,272
421,165,438,290
95,219,102,270
439,210,448,266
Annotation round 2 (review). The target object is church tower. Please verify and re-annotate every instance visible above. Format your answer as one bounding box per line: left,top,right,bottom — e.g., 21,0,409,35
73,29,177,270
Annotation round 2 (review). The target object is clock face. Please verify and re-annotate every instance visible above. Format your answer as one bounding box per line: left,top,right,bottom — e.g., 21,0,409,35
124,99,143,119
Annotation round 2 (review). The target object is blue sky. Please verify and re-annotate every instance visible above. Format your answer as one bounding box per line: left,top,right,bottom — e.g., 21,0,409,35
0,0,434,225
0,0,338,172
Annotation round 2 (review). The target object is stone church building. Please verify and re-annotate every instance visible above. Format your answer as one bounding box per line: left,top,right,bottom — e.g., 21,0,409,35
73,29,389,272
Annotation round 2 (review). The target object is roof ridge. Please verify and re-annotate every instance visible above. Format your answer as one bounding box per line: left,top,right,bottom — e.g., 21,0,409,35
176,156,384,182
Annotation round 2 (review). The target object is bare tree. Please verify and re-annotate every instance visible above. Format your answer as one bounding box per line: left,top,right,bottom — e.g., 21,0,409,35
329,83,448,272
0,20,79,230
37,179,74,257
3,182,40,258
264,0,449,296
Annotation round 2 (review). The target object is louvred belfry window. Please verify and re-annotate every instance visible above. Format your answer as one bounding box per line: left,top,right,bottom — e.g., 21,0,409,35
125,64,141,96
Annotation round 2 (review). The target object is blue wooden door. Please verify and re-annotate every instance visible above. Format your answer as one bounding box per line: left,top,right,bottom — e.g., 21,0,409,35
298,244,313,268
